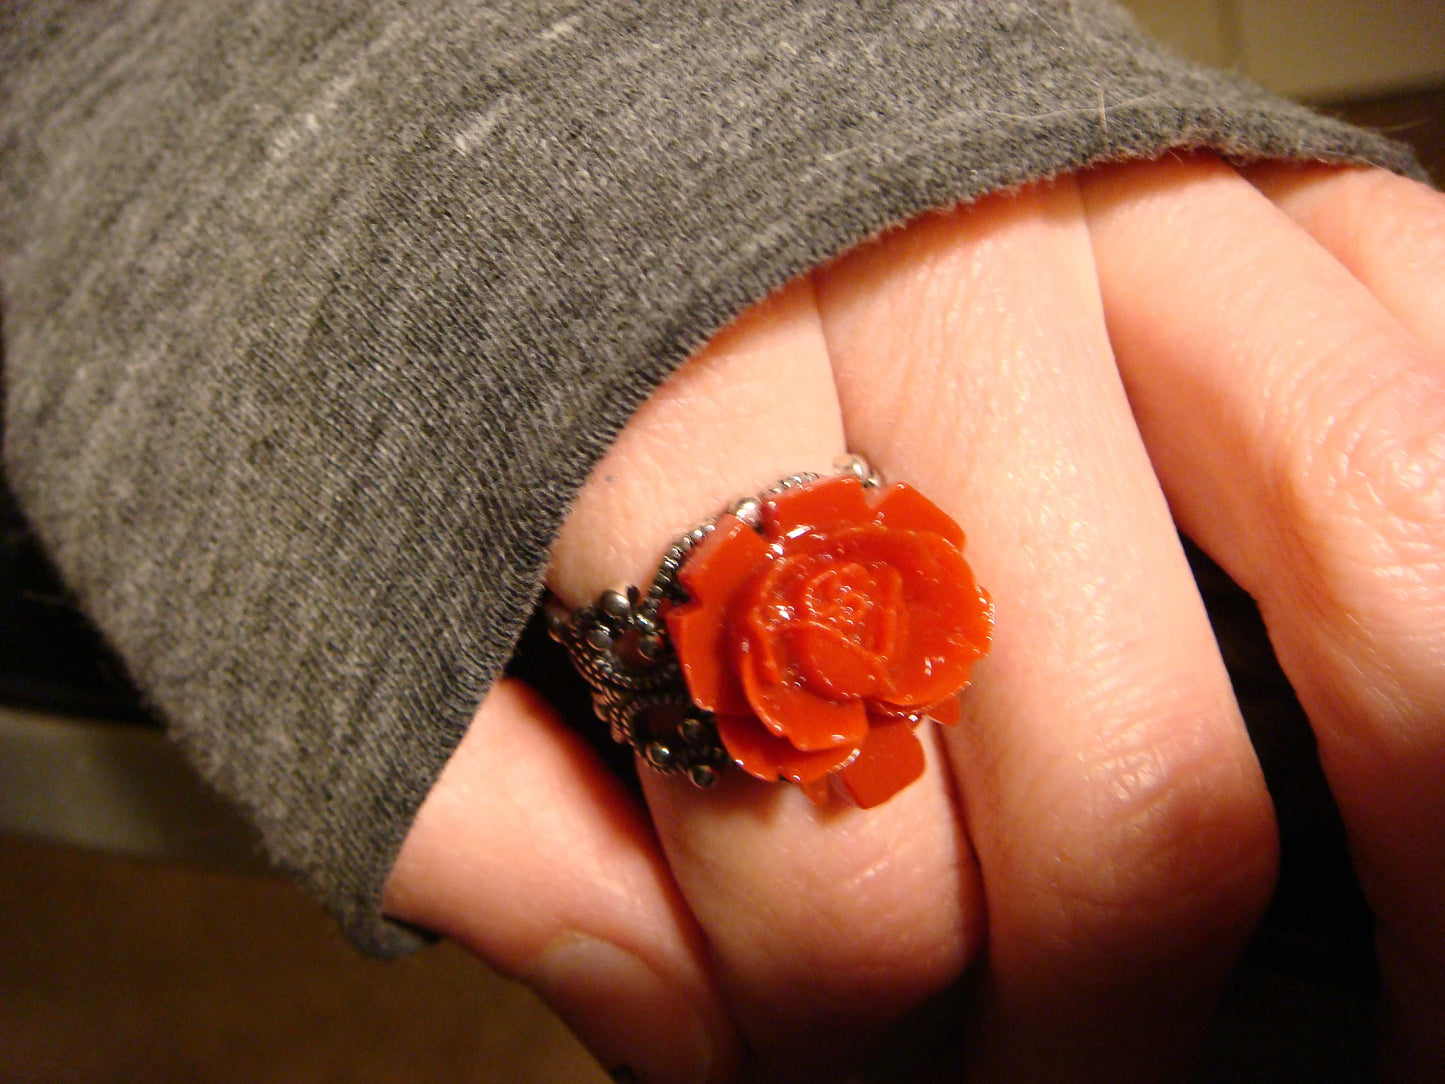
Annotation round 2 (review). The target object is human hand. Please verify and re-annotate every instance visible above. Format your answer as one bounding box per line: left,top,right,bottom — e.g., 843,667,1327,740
381,154,1445,1083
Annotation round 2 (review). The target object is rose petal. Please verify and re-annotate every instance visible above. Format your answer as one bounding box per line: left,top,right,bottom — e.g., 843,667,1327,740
762,476,871,540
736,552,794,686
786,622,888,699
870,483,967,548
669,515,771,715
864,563,904,661
885,537,989,705
797,527,989,707
834,718,927,808
924,693,962,728
739,638,872,750
867,696,965,727
715,712,859,784
879,580,991,707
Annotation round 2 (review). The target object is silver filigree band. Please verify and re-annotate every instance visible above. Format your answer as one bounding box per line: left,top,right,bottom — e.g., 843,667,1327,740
546,454,880,786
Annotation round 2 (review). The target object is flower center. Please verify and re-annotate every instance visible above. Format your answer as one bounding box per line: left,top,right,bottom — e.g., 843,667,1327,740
799,563,876,638
763,558,903,700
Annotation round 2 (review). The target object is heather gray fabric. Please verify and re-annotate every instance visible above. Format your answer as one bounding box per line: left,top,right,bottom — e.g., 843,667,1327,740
0,0,1422,953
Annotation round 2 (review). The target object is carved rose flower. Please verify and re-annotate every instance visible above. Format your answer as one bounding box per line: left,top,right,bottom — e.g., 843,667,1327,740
667,475,992,807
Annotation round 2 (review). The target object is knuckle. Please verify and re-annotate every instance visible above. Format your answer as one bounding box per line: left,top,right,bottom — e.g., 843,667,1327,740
1278,354,1445,617
1305,363,1445,527
1037,706,1277,955
1328,169,1445,267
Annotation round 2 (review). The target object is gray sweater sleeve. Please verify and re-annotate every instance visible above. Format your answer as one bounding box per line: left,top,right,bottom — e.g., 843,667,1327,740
0,0,1422,954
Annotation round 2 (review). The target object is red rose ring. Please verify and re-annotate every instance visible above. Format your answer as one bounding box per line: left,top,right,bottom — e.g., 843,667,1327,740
547,456,993,808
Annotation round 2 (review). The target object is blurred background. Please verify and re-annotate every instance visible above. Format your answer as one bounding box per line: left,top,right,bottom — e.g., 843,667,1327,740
3,2,1443,1081
1129,0,1444,103
1128,0,1444,183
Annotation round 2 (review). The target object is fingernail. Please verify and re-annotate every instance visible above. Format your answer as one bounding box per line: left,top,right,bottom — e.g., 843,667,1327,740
530,934,714,1084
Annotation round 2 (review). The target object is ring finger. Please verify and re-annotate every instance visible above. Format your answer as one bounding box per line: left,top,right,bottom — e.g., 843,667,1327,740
547,277,983,1079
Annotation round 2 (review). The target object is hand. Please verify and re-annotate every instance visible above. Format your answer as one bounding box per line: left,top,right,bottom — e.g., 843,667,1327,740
381,154,1445,1083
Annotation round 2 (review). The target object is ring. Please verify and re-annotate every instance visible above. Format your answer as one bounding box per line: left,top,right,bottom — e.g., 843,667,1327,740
547,455,993,808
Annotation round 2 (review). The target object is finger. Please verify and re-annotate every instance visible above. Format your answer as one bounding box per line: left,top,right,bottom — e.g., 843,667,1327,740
1242,163,1445,358
549,278,984,1079
813,180,1278,1081
1082,154,1445,1081
384,679,737,1084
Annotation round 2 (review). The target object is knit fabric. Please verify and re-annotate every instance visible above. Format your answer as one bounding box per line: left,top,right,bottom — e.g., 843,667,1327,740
1,0,1422,953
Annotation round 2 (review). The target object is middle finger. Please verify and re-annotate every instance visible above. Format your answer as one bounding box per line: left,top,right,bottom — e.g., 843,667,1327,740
813,178,1279,1080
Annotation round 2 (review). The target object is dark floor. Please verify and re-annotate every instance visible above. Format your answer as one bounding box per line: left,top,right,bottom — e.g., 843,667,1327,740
0,833,607,1083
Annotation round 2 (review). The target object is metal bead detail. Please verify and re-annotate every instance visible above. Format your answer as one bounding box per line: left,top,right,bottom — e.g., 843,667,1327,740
728,496,763,526
548,453,879,789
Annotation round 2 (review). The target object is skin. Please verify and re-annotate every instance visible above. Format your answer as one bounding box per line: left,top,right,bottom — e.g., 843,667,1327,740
383,154,1445,1083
